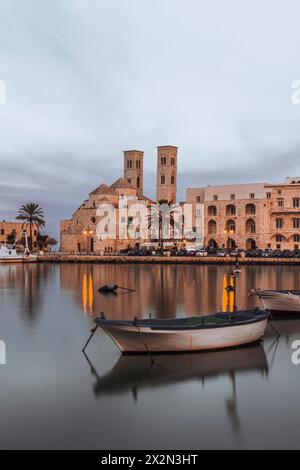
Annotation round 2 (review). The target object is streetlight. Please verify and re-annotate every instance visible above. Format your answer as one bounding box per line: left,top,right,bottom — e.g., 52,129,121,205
83,227,94,254
224,228,235,251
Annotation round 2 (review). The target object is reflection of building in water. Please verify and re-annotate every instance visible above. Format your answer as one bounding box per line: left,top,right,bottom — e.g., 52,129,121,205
60,264,300,319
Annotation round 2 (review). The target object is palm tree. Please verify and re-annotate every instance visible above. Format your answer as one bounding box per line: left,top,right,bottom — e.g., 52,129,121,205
17,203,45,250
147,200,181,252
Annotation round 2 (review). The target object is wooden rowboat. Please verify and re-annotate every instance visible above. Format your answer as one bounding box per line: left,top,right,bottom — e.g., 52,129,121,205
94,310,268,354
253,289,300,316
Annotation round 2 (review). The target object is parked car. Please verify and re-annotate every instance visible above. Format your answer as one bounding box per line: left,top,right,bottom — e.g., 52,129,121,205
196,248,208,257
216,250,228,258
261,249,273,258
272,250,284,258
283,250,295,258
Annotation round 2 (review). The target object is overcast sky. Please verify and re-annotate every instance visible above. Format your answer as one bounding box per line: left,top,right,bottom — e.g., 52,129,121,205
1,0,300,237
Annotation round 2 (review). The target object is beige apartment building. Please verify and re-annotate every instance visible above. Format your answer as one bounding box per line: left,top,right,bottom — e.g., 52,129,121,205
187,177,300,251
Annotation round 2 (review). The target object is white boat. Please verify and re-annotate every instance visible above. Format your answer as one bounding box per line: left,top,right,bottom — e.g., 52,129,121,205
0,245,37,263
253,289,300,315
94,310,268,354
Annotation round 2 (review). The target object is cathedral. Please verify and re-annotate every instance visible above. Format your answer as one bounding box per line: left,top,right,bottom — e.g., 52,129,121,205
60,146,178,253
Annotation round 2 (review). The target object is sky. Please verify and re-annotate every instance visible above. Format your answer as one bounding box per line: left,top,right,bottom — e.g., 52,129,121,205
1,0,300,238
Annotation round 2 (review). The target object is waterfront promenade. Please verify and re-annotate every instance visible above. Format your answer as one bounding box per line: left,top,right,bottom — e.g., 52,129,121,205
38,254,300,265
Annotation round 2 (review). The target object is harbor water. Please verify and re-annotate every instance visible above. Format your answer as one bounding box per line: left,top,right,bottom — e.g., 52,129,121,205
0,263,299,449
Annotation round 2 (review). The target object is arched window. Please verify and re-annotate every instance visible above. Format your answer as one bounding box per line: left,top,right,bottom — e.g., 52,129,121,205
208,205,217,216
226,205,236,216
225,220,236,234
208,239,218,249
246,219,256,234
246,238,256,250
245,204,256,215
208,220,217,235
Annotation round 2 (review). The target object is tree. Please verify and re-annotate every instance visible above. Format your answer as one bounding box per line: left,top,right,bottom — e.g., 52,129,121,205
46,237,57,252
147,200,180,252
16,203,45,250
6,229,17,245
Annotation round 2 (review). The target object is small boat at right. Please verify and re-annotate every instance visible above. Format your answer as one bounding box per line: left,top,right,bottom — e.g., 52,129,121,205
252,289,300,316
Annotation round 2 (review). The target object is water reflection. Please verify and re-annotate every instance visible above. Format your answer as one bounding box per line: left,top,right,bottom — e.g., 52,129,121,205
84,346,268,398
84,345,269,439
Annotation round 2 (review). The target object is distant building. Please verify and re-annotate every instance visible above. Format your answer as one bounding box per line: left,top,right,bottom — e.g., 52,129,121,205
0,221,38,247
187,179,300,250
156,146,178,203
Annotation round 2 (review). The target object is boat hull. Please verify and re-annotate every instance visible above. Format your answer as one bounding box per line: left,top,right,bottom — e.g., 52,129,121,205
101,319,268,353
256,290,300,315
0,257,37,263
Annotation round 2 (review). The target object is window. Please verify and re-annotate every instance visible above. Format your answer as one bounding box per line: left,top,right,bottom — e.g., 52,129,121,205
246,204,256,215
226,205,236,216
276,219,283,229
127,178,131,184
226,220,236,233
208,206,217,216
161,175,166,185
161,157,167,166
278,199,284,207
196,196,201,203
250,193,255,199
276,235,284,242
246,219,256,234
127,160,133,169
136,160,141,169
171,158,175,166
294,235,300,243
293,219,300,229
0,229,4,235
231,194,235,201
171,175,175,185
137,177,140,188
278,190,282,195
208,220,217,234
196,208,202,217
213,195,218,201
293,198,300,208
267,192,272,199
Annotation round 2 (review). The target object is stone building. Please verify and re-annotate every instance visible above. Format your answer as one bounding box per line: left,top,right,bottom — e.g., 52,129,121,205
0,221,38,247
156,146,178,204
187,178,300,251
60,147,179,253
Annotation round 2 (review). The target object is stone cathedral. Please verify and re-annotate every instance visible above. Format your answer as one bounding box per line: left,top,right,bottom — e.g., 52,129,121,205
60,146,178,253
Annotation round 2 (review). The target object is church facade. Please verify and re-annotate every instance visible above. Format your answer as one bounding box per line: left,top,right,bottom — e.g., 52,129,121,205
60,146,178,253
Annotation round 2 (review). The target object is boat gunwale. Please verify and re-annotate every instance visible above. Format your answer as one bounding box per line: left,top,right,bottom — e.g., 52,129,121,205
95,310,268,331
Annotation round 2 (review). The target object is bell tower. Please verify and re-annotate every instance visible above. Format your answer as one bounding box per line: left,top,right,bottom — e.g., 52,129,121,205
156,146,178,203
123,150,144,196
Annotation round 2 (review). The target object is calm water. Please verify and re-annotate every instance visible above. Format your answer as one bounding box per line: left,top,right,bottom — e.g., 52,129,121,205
0,263,300,450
